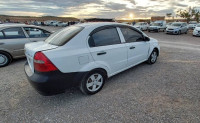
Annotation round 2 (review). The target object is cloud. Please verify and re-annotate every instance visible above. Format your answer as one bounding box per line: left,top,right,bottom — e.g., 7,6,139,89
0,0,199,19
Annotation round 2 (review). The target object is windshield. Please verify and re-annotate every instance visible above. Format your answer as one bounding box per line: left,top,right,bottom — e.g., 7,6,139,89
189,21,197,24
167,23,172,25
45,26,84,46
151,23,161,26
135,23,142,26
171,23,181,27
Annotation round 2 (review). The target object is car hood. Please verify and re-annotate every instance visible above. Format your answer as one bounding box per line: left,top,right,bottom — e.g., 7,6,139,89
195,27,200,30
149,26,160,28
189,24,197,27
133,25,141,28
167,26,180,29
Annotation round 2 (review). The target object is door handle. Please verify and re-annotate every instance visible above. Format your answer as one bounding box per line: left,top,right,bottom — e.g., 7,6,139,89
130,46,135,49
97,51,107,55
0,43,4,45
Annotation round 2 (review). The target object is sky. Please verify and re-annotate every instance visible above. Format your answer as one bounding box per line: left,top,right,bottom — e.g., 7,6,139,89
0,0,199,19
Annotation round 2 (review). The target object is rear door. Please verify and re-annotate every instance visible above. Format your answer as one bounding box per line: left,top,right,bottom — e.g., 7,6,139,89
119,27,150,67
23,27,51,42
88,26,128,75
0,27,29,57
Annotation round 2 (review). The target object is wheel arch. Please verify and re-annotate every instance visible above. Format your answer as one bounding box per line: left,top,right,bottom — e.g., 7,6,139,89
153,47,159,56
0,50,13,59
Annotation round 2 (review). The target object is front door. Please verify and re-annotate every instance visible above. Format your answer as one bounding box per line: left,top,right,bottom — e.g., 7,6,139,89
119,27,150,67
88,27,127,75
0,27,29,57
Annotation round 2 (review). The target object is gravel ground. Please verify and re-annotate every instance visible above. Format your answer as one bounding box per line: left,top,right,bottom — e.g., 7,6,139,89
0,27,200,123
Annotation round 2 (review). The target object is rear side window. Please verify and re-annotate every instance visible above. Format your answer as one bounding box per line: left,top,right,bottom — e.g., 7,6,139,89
89,28,121,47
120,27,144,43
45,26,84,46
0,31,4,39
24,27,51,38
3,27,26,39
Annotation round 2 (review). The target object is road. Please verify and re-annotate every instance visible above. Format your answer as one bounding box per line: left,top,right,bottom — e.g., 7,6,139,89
0,27,200,123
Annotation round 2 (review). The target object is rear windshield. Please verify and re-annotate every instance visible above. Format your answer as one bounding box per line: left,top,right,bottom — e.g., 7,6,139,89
45,26,84,46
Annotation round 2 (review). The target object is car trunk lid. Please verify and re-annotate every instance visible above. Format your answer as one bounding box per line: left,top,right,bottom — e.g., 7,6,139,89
25,41,58,73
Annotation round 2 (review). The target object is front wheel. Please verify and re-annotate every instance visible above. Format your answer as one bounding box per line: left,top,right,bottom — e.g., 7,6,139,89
147,49,158,64
80,70,106,95
0,52,12,67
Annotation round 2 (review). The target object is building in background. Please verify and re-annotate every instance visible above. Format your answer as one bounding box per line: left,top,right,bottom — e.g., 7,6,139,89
151,16,165,22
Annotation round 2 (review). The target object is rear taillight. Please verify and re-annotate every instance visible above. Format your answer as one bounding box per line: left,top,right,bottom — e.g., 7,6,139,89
34,51,58,72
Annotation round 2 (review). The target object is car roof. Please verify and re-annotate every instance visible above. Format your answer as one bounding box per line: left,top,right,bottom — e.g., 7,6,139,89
0,24,38,28
75,22,129,28
0,24,52,32
172,22,185,24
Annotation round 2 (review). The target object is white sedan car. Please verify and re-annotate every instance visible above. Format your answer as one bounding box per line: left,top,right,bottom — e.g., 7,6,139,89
133,22,149,31
193,24,200,37
24,22,160,96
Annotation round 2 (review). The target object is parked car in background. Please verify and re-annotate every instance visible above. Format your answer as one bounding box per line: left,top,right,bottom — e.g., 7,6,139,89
24,22,160,96
0,21,2,24
53,21,68,27
133,22,149,31
166,22,188,35
193,23,200,37
166,22,173,28
0,24,52,67
148,20,166,32
188,21,198,30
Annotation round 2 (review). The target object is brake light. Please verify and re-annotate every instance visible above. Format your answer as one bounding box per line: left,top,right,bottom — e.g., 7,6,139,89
34,52,58,72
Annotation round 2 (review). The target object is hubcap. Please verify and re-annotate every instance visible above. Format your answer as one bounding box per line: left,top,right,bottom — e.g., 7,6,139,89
86,73,103,92
0,54,8,65
151,52,157,63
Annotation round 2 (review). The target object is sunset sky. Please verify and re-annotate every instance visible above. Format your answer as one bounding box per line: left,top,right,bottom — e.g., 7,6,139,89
0,0,199,19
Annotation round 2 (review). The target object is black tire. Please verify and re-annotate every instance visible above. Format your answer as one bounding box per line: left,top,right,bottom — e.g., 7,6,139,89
178,31,181,35
147,49,158,64
0,51,12,67
80,70,106,95
185,30,188,34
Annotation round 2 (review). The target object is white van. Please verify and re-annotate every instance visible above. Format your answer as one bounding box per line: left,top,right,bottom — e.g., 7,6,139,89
148,21,166,32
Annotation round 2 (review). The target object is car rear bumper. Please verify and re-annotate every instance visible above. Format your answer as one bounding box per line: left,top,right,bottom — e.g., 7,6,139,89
24,62,87,96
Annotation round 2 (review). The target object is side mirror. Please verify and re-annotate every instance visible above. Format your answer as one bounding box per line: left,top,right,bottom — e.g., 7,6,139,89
144,36,150,41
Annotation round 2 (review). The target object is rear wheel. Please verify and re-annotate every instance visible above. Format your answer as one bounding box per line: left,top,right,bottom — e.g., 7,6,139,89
0,52,12,67
80,70,106,95
147,49,158,64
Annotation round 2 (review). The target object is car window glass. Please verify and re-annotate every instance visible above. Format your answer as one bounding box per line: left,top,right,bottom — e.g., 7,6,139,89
24,27,51,38
45,26,84,46
90,28,121,47
3,27,26,39
0,31,4,39
120,27,144,43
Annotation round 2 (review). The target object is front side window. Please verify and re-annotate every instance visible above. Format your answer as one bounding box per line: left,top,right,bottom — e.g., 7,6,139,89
3,27,26,39
0,31,4,39
24,27,51,38
120,27,144,43
45,26,84,46
89,28,121,47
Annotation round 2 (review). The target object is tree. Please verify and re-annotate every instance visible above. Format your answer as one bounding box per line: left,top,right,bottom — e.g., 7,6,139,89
166,13,172,18
176,7,200,23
